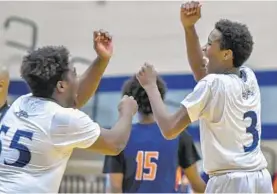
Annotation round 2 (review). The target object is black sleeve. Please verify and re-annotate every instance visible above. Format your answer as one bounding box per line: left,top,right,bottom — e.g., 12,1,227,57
102,152,125,173
178,131,201,169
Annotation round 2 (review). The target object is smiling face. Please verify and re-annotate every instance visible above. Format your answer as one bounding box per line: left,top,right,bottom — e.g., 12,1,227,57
202,28,233,74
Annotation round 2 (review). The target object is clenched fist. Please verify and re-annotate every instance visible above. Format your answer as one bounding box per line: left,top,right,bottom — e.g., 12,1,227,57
118,95,138,116
136,63,157,89
180,1,201,28
93,30,113,60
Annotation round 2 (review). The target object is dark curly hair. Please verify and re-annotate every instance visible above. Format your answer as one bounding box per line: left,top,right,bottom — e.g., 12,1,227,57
21,46,70,98
122,75,167,115
215,19,254,68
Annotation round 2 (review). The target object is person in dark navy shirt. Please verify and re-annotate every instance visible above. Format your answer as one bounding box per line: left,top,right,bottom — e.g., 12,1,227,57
103,75,206,193
0,65,10,120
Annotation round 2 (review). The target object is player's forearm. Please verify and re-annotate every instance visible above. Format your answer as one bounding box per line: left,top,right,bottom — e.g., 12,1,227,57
106,185,123,193
184,26,206,81
191,180,206,194
76,56,109,108
145,85,176,139
109,114,133,154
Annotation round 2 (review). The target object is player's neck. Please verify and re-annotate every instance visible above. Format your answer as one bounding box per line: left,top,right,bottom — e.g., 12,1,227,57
50,94,68,108
138,114,155,124
0,100,6,109
0,94,7,108
222,67,240,76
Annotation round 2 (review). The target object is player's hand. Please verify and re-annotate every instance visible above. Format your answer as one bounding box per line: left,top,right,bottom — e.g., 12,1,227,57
93,30,113,60
136,63,157,90
180,1,201,28
118,95,138,116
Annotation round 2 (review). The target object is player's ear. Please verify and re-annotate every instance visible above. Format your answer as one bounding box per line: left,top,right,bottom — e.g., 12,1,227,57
222,49,233,61
56,80,68,93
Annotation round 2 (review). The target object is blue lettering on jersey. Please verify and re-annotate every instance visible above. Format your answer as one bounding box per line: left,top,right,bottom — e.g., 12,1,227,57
240,69,247,82
240,69,255,100
15,110,29,118
243,111,259,152
242,90,254,100
0,125,33,168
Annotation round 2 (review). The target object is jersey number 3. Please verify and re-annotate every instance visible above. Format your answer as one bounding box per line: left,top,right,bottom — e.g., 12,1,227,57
0,125,33,168
243,111,259,152
135,151,159,181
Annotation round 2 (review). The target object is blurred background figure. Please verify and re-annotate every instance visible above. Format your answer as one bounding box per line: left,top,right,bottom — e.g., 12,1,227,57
102,75,206,193
0,1,276,193
0,65,10,118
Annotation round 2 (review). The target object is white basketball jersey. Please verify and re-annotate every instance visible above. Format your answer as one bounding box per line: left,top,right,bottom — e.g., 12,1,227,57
181,66,267,175
0,94,100,193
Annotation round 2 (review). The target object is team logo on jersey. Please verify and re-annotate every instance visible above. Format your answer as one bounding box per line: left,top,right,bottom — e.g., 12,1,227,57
15,110,29,118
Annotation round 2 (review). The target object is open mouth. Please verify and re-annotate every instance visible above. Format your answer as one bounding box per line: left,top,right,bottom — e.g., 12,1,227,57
202,56,209,68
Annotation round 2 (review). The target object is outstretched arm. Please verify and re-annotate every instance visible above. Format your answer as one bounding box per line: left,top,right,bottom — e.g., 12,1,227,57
178,131,206,193
76,57,110,108
88,95,138,155
143,84,191,139
103,153,124,193
89,113,133,155
136,64,211,140
180,2,207,81
184,164,206,193
51,95,137,156
76,30,113,108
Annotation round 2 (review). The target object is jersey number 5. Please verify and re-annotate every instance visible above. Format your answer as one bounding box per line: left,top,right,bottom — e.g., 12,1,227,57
243,111,259,152
135,151,159,181
0,125,33,168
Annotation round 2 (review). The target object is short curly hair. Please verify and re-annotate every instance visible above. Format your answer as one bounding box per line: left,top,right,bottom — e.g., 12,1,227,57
21,46,70,98
122,75,167,115
215,19,254,68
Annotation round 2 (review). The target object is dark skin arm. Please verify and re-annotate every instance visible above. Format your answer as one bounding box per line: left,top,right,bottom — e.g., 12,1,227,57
86,95,138,155
144,85,191,139
76,57,109,108
75,30,113,109
178,132,206,193
88,114,133,156
106,173,123,193
180,2,207,82
184,164,206,193
103,153,125,193
136,64,192,140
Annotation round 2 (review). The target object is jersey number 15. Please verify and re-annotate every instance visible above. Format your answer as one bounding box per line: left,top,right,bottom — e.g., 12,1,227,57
135,151,159,181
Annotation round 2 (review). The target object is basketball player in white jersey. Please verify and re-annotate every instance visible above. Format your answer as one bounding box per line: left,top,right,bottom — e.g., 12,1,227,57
136,1,273,193
0,30,138,193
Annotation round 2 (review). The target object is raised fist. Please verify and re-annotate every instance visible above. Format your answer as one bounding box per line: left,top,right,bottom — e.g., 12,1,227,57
136,63,157,89
180,1,201,28
118,95,138,116
93,30,113,60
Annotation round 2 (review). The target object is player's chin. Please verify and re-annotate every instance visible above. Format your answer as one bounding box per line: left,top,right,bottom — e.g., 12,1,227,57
202,56,209,73
205,64,211,74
